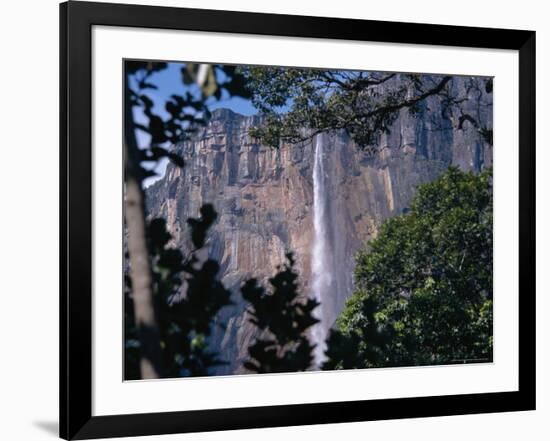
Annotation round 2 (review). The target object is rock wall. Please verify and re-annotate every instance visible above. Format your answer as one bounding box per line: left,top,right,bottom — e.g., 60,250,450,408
145,75,492,375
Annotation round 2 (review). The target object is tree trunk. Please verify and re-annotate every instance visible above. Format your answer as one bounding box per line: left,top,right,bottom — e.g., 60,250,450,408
124,74,164,379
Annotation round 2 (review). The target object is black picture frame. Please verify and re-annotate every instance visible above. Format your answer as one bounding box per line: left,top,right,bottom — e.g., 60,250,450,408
60,1,536,439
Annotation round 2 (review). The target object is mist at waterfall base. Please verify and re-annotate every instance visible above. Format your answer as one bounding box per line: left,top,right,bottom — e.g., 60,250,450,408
310,134,353,367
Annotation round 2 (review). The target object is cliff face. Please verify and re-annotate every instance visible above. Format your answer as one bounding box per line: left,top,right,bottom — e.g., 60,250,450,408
146,76,492,374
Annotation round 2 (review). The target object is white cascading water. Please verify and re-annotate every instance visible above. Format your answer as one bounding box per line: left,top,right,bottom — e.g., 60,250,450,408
311,134,332,365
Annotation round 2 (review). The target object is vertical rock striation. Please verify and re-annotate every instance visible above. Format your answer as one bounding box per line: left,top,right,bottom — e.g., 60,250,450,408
145,76,492,375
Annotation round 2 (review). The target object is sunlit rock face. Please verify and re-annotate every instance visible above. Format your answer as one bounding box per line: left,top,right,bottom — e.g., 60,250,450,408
145,76,492,375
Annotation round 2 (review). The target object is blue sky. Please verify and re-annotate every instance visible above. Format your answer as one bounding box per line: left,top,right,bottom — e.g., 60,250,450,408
131,61,258,186
135,62,258,119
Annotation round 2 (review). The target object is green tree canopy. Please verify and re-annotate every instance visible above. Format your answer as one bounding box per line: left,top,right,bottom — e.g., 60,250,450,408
241,67,492,149
324,167,493,370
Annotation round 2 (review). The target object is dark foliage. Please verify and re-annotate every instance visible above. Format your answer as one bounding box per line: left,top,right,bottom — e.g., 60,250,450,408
125,206,232,379
242,253,320,373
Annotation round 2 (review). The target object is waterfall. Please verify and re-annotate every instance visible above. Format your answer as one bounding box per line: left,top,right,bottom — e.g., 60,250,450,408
311,134,332,365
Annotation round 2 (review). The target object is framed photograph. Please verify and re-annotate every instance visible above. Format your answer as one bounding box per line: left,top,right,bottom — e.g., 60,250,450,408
60,1,536,439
